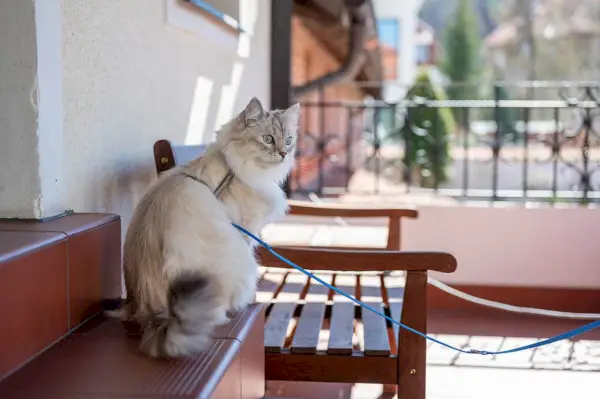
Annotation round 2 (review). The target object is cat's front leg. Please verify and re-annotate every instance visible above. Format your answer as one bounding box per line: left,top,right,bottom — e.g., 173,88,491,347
228,263,258,316
229,282,256,314
238,217,265,247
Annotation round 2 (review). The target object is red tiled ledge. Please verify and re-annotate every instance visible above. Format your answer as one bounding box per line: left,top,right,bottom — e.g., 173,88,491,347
0,214,122,379
0,305,265,399
0,213,267,398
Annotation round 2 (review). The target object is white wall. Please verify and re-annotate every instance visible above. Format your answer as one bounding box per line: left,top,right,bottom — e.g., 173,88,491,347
61,0,270,232
404,205,600,289
0,0,64,219
0,0,40,218
264,204,600,289
373,0,424,101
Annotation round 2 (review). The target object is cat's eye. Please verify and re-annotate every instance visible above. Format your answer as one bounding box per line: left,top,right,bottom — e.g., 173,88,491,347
284,136,293,146
262,135,274,144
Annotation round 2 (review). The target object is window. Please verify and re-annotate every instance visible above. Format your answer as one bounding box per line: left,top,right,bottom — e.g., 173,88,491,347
377,19,400,80
415,45,429,64
184,0,241,31
167,0,243,53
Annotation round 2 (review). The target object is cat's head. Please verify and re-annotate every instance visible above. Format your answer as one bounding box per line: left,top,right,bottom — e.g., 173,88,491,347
216,97,299,187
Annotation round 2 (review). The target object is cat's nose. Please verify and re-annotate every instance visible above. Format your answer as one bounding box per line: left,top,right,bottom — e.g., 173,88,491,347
279,151,288,159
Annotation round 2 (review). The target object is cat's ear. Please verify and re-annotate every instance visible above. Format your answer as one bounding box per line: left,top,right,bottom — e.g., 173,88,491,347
243,97,264,126
282,102,300,124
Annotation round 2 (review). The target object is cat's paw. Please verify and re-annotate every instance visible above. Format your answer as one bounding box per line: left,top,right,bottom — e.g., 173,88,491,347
228,301,250,314
215,311,231,326
226,309,241,320
229,290,254,313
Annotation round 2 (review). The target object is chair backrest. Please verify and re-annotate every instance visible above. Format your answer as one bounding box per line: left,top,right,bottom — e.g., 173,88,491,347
153,139,206,174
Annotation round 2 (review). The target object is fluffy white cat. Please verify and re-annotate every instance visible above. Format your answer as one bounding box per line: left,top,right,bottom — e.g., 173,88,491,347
111,97,299,358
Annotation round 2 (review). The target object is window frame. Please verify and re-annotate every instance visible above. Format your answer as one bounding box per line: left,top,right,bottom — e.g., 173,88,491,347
166,0,245,54
183,0,243,33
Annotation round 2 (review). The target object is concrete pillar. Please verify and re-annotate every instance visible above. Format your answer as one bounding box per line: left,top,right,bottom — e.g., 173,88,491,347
0,0,64,219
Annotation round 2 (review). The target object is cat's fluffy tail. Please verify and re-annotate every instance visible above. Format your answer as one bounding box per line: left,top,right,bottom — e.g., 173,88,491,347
104,306,128,320
139,273,223,358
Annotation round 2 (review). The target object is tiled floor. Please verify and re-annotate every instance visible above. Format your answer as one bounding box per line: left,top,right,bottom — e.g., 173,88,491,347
266,310,600,399
269,364,600,399
424,365,598,399
427,310,600,371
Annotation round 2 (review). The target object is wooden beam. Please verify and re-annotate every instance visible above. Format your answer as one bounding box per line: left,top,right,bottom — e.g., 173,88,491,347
398,271,428,399
266,352,397,384
270,0,293,196
270,0,293,110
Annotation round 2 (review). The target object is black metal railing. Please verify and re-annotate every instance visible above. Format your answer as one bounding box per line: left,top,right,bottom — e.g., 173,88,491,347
290,82,600,204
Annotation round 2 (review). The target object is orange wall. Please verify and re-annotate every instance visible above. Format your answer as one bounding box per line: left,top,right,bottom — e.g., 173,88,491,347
291,17,368,193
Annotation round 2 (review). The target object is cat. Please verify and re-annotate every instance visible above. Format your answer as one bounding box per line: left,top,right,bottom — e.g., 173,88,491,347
109,97,299,358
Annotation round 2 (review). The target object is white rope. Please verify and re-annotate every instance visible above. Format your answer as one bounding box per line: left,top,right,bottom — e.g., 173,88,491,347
303,193,600,320
427,277,600,320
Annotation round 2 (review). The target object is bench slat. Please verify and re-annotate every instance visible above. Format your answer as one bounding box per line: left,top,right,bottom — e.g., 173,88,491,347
327,274,356,355
264,272,308,353
384,274,405,348
256,270,287,303
264,303,296,354
362,303,391,356
361,275,391,357
290,274,332,354
305,273,332,299
290,303,326,354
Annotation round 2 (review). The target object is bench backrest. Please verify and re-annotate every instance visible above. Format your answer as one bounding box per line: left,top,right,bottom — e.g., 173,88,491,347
154,139,206,174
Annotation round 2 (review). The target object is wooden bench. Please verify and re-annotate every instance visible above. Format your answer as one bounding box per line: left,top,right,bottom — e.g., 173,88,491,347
154,139,458,399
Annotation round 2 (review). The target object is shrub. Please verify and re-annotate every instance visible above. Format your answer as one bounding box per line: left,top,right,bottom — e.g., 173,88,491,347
397,69,456,187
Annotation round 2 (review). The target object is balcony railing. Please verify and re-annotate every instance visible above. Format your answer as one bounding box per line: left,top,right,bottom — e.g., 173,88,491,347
290,82,600,204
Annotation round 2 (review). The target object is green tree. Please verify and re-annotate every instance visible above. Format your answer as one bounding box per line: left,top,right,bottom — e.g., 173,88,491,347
441,0,483,110
495,85,519,140
396,69,456,188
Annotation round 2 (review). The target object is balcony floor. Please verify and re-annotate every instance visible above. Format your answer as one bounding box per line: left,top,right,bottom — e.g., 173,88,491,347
266,309,600,399
262,218,599,398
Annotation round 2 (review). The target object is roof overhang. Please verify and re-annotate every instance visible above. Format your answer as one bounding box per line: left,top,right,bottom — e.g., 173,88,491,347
293,0,383,99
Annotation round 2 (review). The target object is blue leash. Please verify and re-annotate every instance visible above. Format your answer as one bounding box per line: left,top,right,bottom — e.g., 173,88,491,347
233,223,600,355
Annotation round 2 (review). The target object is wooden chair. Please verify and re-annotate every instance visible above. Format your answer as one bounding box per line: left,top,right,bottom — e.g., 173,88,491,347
153,139,457,399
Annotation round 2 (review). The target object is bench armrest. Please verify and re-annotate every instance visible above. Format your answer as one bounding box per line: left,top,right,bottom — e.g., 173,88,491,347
287,200,418,219
257,246,456,273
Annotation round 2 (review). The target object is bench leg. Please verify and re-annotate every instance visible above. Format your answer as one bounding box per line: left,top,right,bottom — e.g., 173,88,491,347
397,271,427,399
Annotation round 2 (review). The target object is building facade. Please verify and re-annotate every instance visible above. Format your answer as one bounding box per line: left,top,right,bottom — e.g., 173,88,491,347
1,0,271,234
